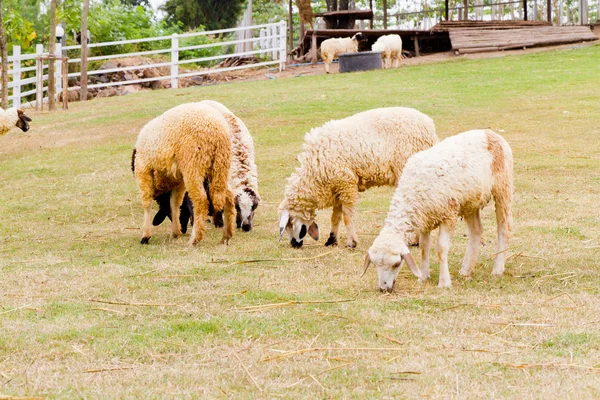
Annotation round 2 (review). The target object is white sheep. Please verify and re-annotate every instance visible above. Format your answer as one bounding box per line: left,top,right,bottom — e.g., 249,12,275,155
278,107,438,249
363,129,513,292
371,34,403,69
132,103,236,246
320,32,366,74
152,100,260,232
0,107,32,135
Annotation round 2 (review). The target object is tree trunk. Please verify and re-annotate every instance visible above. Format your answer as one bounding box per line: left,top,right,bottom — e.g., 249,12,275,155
48,0,56,111
326,0,337,11
80,0,89,101
339,0,349,10
0,0,9,109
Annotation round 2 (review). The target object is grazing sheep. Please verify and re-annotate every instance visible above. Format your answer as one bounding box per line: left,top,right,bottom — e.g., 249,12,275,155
132,103,235,246
278,107,438,249
363,129,513,292
0,107,32,135
371,34,403,69
151,100,260,232
320,32,366,74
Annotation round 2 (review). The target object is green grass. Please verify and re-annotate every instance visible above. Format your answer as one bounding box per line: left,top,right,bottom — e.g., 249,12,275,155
1,44,600,398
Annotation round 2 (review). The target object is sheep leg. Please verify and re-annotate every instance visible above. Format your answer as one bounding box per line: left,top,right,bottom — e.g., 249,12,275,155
342,204,358,249
460,210,483,277
437,222,455,288
325,200,343,247
138,173,155,244
220,189,236,245
419,231,431,282
325,61,330,74
186,180,208,246
169,184,186,238
492,195,512,276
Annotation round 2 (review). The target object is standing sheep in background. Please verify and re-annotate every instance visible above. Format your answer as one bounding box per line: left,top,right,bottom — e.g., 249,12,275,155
363,129,513,292
132,103,235,246
151,100,260,232
279,107,438,249
320,32,366,74
0,107,32,135
371,34,403,69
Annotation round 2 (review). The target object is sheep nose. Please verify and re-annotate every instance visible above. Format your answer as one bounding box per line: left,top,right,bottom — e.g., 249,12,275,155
379,282,394,293
241,224,251,232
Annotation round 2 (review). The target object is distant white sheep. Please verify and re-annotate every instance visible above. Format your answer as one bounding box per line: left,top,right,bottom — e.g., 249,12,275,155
371,34,403,69
320,32,366,74
363,129,513,292
279,107,438,249
0,107,32,135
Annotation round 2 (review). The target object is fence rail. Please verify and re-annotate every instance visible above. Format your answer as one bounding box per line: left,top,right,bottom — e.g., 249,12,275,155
1,21,287,109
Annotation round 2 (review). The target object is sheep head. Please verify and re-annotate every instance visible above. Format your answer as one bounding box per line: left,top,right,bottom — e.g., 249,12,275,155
16,109,32,132
351,32,367,43
235,188,260,232
363,231,420,292
278,209,319,248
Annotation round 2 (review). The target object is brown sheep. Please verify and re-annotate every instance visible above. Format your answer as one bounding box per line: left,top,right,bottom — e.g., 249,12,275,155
132,103,235,245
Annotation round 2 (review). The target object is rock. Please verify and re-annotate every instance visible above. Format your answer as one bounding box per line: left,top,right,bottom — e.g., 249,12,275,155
120,84,142,96
96,87,119,98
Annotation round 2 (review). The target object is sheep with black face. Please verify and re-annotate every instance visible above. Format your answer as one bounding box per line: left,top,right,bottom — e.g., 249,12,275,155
278,107,438,249
0,107,32,135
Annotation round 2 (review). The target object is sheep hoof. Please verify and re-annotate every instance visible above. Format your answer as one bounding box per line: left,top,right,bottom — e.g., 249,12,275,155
459,267,472,277
140,237,151,245
325,233,338,247
220,238,230,245
438,279,452,288
345,240,357,249
172,231,182,239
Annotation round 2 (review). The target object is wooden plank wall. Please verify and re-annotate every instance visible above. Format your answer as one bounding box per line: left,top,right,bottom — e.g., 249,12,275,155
450,25,598,53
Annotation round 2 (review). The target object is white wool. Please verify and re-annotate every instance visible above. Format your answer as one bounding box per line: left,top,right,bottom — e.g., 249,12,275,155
279,107,438,248
319,33,363,73
371,34,403,69
368,129,513,291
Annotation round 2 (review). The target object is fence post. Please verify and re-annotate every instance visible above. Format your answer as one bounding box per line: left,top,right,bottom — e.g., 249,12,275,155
260,29,266,57
12,46,21,109
55,43,62,102
171,33,178,90
35,44,43,110
279,21,286,71
271,25,277,60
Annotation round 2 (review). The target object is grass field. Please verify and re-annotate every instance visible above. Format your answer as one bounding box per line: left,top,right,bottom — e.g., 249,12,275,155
1,44,600,399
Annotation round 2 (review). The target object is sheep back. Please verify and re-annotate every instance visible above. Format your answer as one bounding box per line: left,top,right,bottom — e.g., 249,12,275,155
282,107,438,216
134,103,232,207
384,129,513,235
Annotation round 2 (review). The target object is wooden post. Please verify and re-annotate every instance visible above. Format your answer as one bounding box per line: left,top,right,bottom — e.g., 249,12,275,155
288,0,293,57
383,0,388,28
464,0,469,20
0,0,9,109
547,0,552,22
48,0,57,111
12,46,21,108
369,0,373,28
80,0,89,101
413,35,420,56
310,30,317,63
445,0,450,20
524,0,528,20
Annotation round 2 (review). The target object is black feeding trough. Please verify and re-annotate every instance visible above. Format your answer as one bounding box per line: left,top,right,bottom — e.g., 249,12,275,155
339,51,382,73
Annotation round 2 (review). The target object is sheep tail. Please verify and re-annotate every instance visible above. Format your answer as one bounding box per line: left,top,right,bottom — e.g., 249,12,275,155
131,148,137,174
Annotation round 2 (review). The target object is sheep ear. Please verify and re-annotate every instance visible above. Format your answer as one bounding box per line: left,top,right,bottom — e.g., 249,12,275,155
307,221,319,241
279,210,290,241
360,253,371,277
402,252,421,278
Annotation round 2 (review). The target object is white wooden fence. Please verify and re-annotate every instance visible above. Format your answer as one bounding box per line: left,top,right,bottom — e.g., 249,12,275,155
2,21,287,109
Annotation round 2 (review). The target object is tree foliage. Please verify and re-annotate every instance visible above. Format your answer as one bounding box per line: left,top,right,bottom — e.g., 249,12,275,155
161,0,244,31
